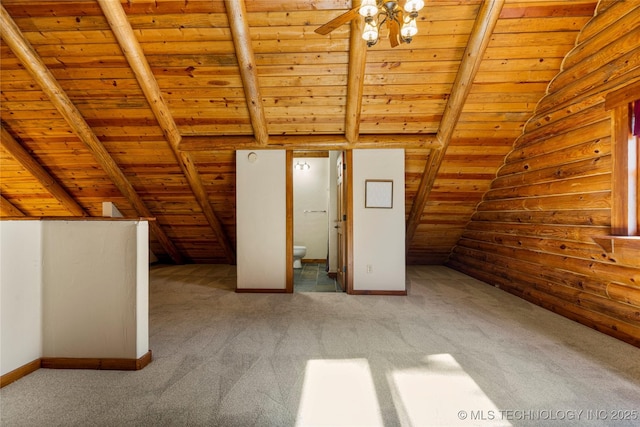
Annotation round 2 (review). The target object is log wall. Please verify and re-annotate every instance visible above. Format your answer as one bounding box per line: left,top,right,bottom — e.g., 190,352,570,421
448,1,640,347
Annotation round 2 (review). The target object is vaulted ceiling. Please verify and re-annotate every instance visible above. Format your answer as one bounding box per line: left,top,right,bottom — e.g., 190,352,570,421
0,0,597,264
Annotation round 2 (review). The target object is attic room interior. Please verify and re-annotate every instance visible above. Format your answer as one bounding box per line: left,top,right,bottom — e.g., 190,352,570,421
1,0,639,425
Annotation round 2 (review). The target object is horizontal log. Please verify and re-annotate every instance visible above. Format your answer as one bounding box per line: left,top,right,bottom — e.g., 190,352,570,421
485,172,610,201
508,119,609,162
470,209,611,227
499,137,610,177
494,156,611,190
477,190,610,212
547,43,640,107
537,62,640,116
465,219,608,244
607,282,640,308
179,134,441,151
451,244,608,298
579,0,637,44
569,5,640,67
456,236,640,289
518,102,608,147
462,228,605,261
451,257,640,348
448,251,640,329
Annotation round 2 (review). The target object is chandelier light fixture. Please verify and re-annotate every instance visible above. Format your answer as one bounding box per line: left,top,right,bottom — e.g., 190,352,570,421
294,161,311,171
360,0,425,47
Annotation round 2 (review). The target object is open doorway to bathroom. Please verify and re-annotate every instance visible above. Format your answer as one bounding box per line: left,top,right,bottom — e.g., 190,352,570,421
291,151,344,293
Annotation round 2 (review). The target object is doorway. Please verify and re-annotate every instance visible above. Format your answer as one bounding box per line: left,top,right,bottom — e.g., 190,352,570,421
290,151,349,293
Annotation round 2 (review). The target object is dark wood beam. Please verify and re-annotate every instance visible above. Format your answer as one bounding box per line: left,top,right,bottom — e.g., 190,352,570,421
225,0,269,145
98,0,236,264
405,0,505,250
1,126,87,217
0,4,184,264
345,0,366,143
0,194,25,217
179,134,442,151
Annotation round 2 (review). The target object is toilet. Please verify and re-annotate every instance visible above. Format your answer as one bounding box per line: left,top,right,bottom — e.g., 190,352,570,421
293,245,307,269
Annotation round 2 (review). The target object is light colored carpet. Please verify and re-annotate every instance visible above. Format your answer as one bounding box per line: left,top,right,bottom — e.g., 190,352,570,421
2,265,639,426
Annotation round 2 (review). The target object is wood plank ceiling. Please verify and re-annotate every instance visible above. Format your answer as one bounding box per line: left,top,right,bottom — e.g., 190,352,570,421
0,0,597,264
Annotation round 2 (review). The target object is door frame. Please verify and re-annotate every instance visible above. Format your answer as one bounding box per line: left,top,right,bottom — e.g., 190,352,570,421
343,150,354,294
286,150,294,293
286,149,352,293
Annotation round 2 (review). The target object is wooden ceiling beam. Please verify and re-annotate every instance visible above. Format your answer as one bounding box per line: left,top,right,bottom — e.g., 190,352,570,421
0,194,25,217
179,133,442,151
345,1,366,143
225,0,269,145
405,0,505,249
0,4,184,264
1,126,88,217
98,0,236,264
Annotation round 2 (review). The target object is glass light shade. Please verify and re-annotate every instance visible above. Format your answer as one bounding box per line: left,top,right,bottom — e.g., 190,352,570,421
295,161,310,170
362,20,379,43
401,18,418,38
359,0,378,17
404,0,425,12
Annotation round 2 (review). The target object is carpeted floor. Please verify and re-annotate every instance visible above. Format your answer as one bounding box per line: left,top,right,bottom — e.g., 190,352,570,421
2,265,639,426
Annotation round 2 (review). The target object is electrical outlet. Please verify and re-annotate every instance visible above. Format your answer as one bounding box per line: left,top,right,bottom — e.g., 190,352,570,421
367,264,373,274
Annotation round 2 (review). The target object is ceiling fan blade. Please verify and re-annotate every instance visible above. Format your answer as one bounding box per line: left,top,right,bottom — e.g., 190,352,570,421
314,7,360,35
398,10,405,44
388,18,400,48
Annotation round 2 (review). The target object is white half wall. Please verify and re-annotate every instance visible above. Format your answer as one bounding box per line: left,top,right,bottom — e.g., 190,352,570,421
352,149,406,292
0,221,43,376
103,201,158,265
236,150,287,290
136,221,149,358
41,220,145,359
1,219,149,376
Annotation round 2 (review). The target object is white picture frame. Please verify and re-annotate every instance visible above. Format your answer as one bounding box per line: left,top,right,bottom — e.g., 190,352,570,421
365,180,393,208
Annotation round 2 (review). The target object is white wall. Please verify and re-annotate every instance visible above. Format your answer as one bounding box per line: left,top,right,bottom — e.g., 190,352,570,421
236,150,287,290
103,201,158,264
0,221,43,376
136,222,149,358
0,219,148,376
293,157,329,261
352,149,406,292
41,220,145,359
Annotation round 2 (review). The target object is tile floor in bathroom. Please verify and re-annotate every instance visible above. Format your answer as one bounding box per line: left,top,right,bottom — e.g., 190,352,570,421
293,262,343,292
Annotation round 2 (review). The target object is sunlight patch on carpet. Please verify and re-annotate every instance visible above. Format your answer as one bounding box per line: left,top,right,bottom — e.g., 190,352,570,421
296,358,383,426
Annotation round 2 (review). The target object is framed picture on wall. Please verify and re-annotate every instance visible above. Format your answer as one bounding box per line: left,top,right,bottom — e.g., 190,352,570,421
365,180,393,208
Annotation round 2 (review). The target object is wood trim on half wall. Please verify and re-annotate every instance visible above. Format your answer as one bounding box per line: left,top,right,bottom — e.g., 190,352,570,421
1,351,152,388
41,350,153,371
0,359,41,388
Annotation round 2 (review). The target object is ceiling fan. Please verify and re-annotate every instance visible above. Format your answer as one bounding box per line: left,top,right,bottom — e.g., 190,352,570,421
314,0,424,48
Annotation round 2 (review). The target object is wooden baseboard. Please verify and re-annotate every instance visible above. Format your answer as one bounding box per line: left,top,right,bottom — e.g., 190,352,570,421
1,351,153,388
349,290,407,296
0,359,41,388
41,350,153,371
236,288,288,293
